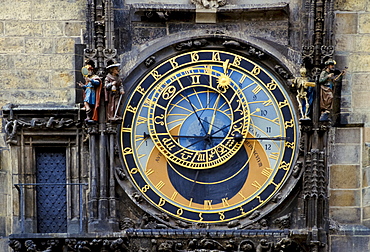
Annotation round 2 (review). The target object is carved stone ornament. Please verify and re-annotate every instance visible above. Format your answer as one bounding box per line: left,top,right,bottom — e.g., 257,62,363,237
144,55,156,67
4,117,77,145
191,0,227,9
9,234,303,251
273,213,291,229
175,39,208,51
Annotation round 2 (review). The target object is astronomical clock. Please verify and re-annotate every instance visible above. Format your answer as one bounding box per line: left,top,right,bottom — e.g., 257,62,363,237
118,43,299,227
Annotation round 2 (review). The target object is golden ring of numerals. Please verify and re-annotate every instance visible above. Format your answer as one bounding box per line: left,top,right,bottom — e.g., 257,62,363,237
147,67,250,169
120,49,299,223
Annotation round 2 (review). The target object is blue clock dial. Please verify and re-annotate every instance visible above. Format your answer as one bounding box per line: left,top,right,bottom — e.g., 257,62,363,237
120,50,298,223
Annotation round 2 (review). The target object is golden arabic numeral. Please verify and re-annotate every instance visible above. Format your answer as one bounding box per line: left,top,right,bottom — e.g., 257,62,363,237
251,66,261,76
169,58,179,68
212,52,221,61
204,200,213,210
157,198,166,207
154,114,165,126
199,213,203,221
152,70,161,80
162,85,177,100
233,55,242,66
219,212,225,221
176,208,184,216
285,119,294,128
130,168,139,174
266,81,277,91
191,52,199,62
141,185,150,193
127,105,137,113
191,75,201,84
278,99,289,108
122,147,133,155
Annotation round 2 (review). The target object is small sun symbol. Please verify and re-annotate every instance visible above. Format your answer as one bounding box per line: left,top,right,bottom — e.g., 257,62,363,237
217,74,231,92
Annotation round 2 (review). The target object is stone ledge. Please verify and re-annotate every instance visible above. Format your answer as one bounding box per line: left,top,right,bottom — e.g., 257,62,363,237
129,2,288,13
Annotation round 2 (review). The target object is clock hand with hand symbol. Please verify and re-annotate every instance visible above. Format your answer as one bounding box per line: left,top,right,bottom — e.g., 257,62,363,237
120,50,298,223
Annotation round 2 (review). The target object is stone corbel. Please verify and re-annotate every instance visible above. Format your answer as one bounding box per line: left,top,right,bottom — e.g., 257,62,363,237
191,0,227,23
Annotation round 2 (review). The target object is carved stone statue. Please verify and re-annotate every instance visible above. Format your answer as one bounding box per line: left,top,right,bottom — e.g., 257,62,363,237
256,239,273,252
78,64,102,122
318,59,346,121
191,0,226,8
104,63,124,121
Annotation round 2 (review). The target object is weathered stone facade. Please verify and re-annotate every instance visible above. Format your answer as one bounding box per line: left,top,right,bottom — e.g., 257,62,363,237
0,0,86,251
1,0,370,251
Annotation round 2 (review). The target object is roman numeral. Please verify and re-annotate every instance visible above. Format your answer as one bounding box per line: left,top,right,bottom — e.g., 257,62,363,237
145,169,154,176
252,181,262,189
155,181,165,190
136,116,148,126
191,75,201,84
261,167,273,177
204,200,213,210
269,152,279,160
252,86,262,94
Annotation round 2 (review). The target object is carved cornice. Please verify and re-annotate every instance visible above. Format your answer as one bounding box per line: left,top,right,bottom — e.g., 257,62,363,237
9,230,306,251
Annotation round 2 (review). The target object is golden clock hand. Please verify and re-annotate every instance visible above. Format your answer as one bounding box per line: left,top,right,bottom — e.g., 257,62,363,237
175,120,236,149
232,132,288,142
180,94,208,135
188,169,200,200
170,134,288,141
207,94,221,135
223,59,230,74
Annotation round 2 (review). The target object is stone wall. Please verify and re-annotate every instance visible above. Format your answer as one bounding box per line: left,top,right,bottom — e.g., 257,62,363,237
0,1,86,251
329,1,370,251
0,0,86,109
334,0,370,226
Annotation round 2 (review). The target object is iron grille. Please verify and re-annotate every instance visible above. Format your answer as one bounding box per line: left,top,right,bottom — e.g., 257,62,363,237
36,149,67,233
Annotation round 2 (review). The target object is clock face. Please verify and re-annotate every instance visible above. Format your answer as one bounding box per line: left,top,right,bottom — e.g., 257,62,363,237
120,50,298,223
